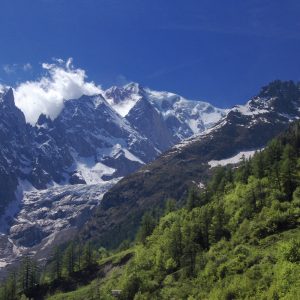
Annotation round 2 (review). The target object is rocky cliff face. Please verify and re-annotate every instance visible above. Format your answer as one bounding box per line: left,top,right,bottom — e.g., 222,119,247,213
0,88,31,213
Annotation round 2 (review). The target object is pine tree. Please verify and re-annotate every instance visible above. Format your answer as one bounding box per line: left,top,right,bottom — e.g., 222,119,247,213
63,242,75,276
29,259,39,290
199,206,212,249
186,188,199,211
76,243,83,271
280,144,297,200
253,151,264,179
83,241,94,268
52,246,62,280
10,272,17,300
169,220,183,267
237,155,251,184
210,166,227,192
165,198,176,214
20,256,31,292
209,203,228,244
266,139,283,189
3,271,16,300
182,222,199,277
137,212,156,244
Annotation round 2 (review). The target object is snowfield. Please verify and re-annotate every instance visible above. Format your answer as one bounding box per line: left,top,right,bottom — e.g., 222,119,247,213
208,150,259,168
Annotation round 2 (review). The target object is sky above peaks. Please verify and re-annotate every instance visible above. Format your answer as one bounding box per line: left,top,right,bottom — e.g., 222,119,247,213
0,0,300,108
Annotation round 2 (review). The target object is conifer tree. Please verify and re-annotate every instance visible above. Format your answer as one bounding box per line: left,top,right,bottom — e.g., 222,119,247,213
186,188,199,211
281,144,297,200
63,242,75,276
52,246,62,280
169,220,183,267
20,256,31,292
253,151,264,179
83,241,94,268
137,212,156,244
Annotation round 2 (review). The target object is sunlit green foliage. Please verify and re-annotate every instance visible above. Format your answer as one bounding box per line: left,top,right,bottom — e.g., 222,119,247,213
2,122,300,299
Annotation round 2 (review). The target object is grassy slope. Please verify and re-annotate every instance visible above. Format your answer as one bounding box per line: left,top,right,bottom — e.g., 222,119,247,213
46,123,300,300
46,229,300,300
46,249,135,300
47,181,300,299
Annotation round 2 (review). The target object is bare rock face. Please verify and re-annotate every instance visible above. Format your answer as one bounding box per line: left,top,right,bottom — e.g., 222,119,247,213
126,96,178,151
0,88,30,213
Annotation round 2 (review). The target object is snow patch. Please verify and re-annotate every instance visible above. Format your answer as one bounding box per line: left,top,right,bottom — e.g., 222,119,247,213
75,156,116,184
233,100,269,116
0,261,8,268
108,94,141,117
123,148,145,164
208,150,258,168
192,181,205,189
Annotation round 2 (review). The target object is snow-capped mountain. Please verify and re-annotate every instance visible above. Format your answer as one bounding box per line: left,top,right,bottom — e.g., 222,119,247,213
81,80,300,248
0,84,225,204
0,84,225,275
176,80,300,154
105,83,227,149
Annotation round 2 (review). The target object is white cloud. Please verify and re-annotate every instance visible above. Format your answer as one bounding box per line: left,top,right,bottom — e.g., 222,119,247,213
3,64,17,74
3,63,33,74
14,58,102,125
23,63,32,71
0,84,5,93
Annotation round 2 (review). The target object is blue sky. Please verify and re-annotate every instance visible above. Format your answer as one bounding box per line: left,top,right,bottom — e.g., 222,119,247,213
0,0,300,107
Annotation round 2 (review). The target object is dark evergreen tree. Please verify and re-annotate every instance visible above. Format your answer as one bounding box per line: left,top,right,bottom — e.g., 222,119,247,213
83,241,94,268
253,151,265,179
51,246,62,280
20,256,31,292
136,212,156,244
169,220,183,267
186,188,200,211
280,144,297,200
165,198,177,214
63,242,75,276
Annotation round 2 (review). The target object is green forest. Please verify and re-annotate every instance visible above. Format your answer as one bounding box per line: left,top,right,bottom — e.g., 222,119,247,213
1,122,300,299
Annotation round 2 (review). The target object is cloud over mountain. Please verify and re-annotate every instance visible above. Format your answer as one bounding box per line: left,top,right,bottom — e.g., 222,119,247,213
14,58,102,124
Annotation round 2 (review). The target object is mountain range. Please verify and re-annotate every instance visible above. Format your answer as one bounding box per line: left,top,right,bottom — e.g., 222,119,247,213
0,82,226,274
0,80,299,276
81,80,300,248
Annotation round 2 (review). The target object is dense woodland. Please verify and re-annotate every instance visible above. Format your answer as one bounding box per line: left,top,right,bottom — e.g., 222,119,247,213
1,122,300,299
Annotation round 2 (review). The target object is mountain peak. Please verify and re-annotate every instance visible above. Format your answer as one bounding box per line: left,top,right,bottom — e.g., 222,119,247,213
124,82,143,93
0,87,15,107
248,80,300,116
104,83,143,117
258,80,300,99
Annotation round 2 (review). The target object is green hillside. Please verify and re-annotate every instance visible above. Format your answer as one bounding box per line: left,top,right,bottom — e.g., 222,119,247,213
2,122,300,299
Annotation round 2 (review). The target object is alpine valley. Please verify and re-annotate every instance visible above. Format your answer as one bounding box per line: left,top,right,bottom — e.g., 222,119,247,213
0,80,300,299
